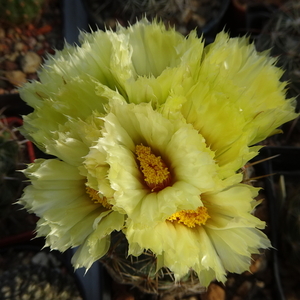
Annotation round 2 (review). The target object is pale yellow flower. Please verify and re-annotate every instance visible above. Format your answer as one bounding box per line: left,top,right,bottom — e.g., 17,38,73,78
20,159,124,270
125,183,271,286
83,99,271,286
161,31,298,178
83,99,239,227
18,18,298,286
21,20,297,177
20,95,126,271
20,18,203,159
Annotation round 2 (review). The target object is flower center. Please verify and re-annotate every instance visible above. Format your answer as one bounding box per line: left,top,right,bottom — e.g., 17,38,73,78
135,144,171,192
86,186,112,209
167,206,210,228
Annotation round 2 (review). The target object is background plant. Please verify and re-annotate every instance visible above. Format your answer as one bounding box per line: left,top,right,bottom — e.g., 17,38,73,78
0,0,45,27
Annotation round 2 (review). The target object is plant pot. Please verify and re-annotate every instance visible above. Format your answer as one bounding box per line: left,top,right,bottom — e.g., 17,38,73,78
253,146,300,300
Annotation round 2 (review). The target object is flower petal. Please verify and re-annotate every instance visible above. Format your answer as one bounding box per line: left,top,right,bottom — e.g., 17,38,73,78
20,159,124,256
85,100,222,227
72,211,124,270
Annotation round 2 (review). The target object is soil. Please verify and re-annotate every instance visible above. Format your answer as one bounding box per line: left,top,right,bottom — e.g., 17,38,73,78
0,246,83,299
0,0,64,94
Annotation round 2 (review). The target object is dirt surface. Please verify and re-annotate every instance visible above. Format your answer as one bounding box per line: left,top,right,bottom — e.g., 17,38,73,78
0,0,63,94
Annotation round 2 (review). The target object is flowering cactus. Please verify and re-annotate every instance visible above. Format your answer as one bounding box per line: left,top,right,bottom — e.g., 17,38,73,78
19,19,298,290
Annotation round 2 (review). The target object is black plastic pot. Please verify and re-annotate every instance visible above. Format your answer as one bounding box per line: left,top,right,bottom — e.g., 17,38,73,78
254,146,300,300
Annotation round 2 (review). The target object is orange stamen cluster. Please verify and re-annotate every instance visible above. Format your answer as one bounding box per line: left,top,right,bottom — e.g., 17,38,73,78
168,206,210,228
86,186,112,209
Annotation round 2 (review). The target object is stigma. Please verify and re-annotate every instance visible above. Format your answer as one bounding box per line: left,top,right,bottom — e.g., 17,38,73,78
135,144,171,192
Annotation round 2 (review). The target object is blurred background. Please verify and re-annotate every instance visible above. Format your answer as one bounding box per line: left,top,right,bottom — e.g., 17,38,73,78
1,1,300,299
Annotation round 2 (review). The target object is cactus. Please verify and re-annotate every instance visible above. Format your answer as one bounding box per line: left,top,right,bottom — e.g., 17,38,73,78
255,1,300,112
0,0,45,26
100,231,205,297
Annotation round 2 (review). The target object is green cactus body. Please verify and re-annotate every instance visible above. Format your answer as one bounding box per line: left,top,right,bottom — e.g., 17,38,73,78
0,0,45,26
100,232,205,297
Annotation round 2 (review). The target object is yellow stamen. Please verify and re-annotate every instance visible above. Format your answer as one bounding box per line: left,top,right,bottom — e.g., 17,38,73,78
86,186,112,209
167,206,210,228
135,144,171,192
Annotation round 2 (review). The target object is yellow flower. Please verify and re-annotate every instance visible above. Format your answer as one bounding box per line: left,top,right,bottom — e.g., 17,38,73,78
20,18,202,130
81,99,271,285
161,31,298,178
84,99,270,285
18,18,297,286
20,159,124,270
83,99,239,227
125,183,271,286
20,18,203,161
20,19,297,176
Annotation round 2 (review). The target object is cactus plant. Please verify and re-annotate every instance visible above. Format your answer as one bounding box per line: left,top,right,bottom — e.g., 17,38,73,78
101,231,205,297
255,1,300,111
0,0,45,26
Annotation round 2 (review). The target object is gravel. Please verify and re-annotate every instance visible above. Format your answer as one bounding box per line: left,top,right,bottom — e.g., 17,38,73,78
0,0,63,95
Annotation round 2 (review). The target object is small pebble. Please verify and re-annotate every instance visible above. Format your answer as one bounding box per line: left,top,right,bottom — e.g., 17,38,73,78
255,280,265,288
27,36,37,48
5,70,27,86
237,281,252,297
21,51,42,73
14,41,26,52
187,296,199,300
203,283,225,300
37,34,46,41
250,255,266,274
